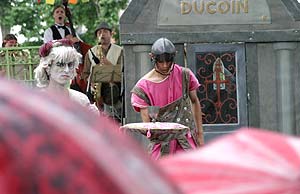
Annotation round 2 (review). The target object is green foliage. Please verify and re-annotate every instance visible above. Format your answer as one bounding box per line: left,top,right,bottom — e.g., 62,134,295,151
0,0,129,46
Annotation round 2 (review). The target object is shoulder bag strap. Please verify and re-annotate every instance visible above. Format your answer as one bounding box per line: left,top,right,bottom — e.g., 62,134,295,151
89,48,100,64
182,67,190,98
131,86,151,106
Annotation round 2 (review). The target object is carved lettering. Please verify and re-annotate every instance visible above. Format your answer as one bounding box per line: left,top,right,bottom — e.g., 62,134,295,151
207,1,217,14
218,1,230,14
193,0,204,14
236,0,248,13
180,0,249,15
181,1,192,14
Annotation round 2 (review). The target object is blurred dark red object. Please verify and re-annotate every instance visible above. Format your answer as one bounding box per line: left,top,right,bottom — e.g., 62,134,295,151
0,79,181,194
159,128,300,194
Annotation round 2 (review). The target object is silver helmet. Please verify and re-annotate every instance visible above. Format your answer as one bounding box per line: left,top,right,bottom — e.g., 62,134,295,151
151,38,176,55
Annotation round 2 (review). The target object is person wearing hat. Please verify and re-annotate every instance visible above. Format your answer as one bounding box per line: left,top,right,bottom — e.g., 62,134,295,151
131,37,204,160
82,22,123,122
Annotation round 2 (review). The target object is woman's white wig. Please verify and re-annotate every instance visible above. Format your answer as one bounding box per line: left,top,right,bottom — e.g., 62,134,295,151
34,39,82,88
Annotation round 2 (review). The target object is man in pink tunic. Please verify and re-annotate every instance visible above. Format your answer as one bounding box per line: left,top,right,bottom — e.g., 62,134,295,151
131,38,204,160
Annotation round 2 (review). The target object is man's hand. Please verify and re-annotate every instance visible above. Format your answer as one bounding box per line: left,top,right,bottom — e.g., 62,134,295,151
198,130,204,146
100,56,112,66
65,34,80,43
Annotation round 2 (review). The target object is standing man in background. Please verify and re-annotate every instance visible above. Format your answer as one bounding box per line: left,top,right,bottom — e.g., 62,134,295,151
82,22,123,123
43,4,89,94
43,4,79,44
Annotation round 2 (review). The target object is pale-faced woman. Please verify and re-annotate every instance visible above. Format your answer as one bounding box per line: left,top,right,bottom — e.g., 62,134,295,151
34,39,98,114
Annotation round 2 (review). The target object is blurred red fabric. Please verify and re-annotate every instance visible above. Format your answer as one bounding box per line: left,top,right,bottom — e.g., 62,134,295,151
159,128,300,194
0,79,181,194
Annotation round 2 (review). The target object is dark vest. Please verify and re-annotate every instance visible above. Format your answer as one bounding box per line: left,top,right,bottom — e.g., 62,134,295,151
50,25,70,40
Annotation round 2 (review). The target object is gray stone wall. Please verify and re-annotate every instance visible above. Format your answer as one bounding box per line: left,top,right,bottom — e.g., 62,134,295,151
120,0,300,139
247,42,300,134
121,0,300,44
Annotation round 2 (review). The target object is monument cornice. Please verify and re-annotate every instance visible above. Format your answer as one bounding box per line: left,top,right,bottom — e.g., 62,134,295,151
120,29,300,44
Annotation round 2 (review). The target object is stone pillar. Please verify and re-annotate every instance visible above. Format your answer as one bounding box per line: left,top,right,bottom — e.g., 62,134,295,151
125,45,152,124
127,45,152,148
273,42,297,135
133,45,152,76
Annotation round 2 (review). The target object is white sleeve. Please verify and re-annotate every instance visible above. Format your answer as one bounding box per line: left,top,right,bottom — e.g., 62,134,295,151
43,28,53,43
